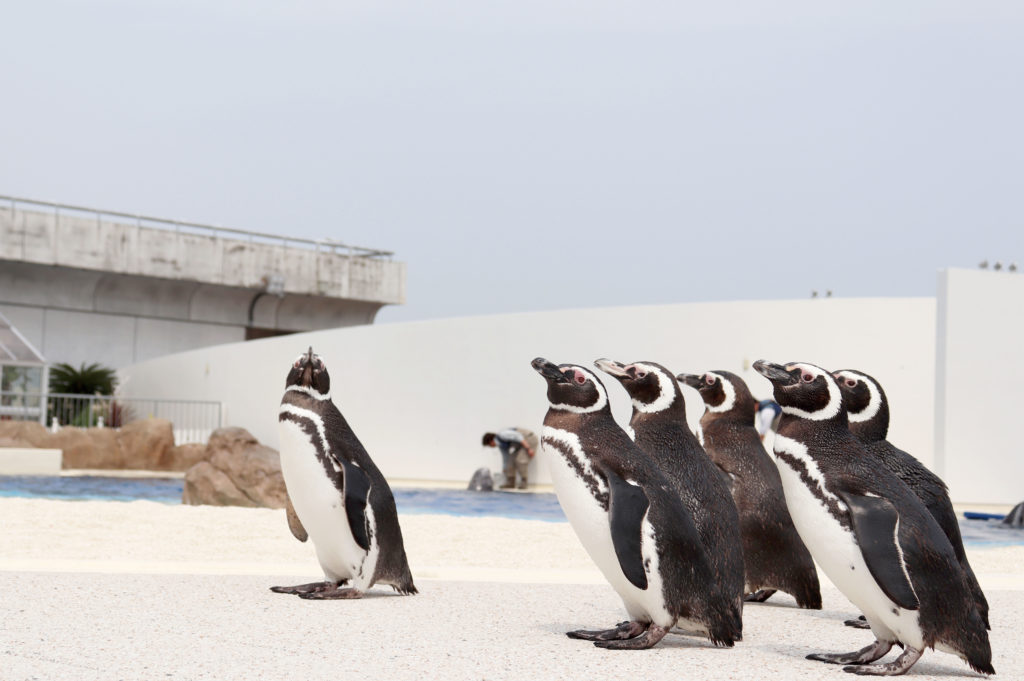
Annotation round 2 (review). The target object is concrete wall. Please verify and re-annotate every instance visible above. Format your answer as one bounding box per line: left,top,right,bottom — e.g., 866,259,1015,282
0,202,404,367
0,204,405,303
118,297,937,488
935,268,1024,504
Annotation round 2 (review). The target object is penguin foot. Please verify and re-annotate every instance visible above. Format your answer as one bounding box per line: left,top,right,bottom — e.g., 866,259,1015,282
841,646,922,675
807,640,893,666
299,586,364,600
270,580,346,595
593,624,668,650
743,589,777,603
844,615,872,629
567,621,647,641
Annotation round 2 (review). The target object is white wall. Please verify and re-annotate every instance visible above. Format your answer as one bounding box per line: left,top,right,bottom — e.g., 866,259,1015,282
118,297,936,487
936,268,1024,504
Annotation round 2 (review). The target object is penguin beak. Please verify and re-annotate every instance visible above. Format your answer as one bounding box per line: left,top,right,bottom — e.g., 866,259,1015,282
753,360,795,385
594,358,630,379
306,346,315,364
532,357,569,383
676,373,703,389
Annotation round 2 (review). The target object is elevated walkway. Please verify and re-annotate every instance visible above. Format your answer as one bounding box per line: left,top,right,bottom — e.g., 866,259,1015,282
0,196,406,367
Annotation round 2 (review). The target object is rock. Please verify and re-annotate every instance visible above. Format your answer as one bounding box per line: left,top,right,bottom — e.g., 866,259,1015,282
183,461,260,507
182,427,287,508
115,419,175,470
0,421,49,447
160,443,207,471
45,426,125,469
0,418,182,470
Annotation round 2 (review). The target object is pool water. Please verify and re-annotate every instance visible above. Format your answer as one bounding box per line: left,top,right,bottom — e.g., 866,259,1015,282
957,517,1024,548
0,476,566,522
0,475,185,503
1,475,1021,543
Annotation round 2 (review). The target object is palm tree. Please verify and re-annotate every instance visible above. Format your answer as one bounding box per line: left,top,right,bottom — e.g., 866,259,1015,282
47,363,118,426
48,362,117,395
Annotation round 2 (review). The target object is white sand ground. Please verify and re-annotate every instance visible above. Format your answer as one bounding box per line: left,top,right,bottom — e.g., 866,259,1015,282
0,498,1021,680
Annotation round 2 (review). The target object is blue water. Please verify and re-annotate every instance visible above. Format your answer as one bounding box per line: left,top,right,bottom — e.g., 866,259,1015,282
0,475,184,503
957,517,1024,548
393,488,566,522
3,476,1021,543
0,475,566,521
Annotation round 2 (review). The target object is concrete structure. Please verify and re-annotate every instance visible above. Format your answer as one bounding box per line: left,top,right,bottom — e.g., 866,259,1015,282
935,268,1024,504
0,448,62,475
118,296,940,492
0,196,405,368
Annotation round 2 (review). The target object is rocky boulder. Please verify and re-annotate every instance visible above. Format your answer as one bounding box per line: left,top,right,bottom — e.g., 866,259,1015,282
115,419,175,470
48,426,125,468
182,427,287,508
160,443,208,471
0,418,189,470
0,421,49,447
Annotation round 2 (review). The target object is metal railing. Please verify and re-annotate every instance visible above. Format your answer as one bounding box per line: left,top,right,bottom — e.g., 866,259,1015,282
0,392,223,445
0,194,394,259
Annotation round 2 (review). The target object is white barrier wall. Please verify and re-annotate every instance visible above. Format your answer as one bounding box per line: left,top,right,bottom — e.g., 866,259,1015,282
936,268,1024,504
119,297,936,487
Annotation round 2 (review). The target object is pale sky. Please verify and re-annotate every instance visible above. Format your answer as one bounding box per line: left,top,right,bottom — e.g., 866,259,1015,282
2,1,1022,323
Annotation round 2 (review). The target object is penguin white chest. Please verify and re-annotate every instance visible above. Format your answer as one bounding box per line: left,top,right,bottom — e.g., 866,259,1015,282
542,427,671,626
773,435,923,648
278,417,374,587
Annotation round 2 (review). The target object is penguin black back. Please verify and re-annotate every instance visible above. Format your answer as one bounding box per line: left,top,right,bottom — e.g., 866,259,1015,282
678,369,821,609
595,359,746,613
834,368,989,629
755,360,993,675
277,348,416,596
533,358,741,649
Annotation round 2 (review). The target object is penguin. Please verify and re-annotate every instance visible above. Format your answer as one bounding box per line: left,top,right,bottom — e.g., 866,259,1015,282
271,347,417,599
594,359,746,615
753,360,993,676
833,368,989,630
531,357,742,650
676,369,821,609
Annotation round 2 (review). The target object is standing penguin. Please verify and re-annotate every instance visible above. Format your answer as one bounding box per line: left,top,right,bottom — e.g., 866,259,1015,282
531,358,742,649
271,348,417,599
677,369,821,609
833,368,989,630
753,360,993,676
594,359,746,615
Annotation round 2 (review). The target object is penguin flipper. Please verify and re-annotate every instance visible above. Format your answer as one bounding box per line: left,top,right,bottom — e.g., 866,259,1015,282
285,495,308,542
599,464,650,590
341,461,372,552
839,490,919,610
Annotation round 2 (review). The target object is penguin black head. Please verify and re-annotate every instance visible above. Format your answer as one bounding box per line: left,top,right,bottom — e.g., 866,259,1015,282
285,347,331,396
677,371,734,411
753,360,843,422
531,357,609,414
594,358,678,414
832,369,889,440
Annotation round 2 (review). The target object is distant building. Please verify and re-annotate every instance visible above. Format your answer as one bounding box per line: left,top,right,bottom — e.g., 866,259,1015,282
0,196,406,368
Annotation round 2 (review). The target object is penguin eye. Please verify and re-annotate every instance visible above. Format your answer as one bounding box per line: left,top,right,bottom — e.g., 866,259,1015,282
293,360,301,369
573,370,587,385
704,375,715,386
635,369,648,379
845,379,857,388
318,360,325,371
801,372,815,383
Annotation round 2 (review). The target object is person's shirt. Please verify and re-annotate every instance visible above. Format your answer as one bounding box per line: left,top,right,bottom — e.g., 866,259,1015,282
756,399,782,434
495,428,525,455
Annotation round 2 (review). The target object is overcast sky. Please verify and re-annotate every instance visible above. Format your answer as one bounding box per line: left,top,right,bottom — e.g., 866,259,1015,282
2,1,1022,323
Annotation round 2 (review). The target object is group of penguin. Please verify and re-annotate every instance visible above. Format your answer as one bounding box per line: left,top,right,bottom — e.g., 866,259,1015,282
272,348,994,677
